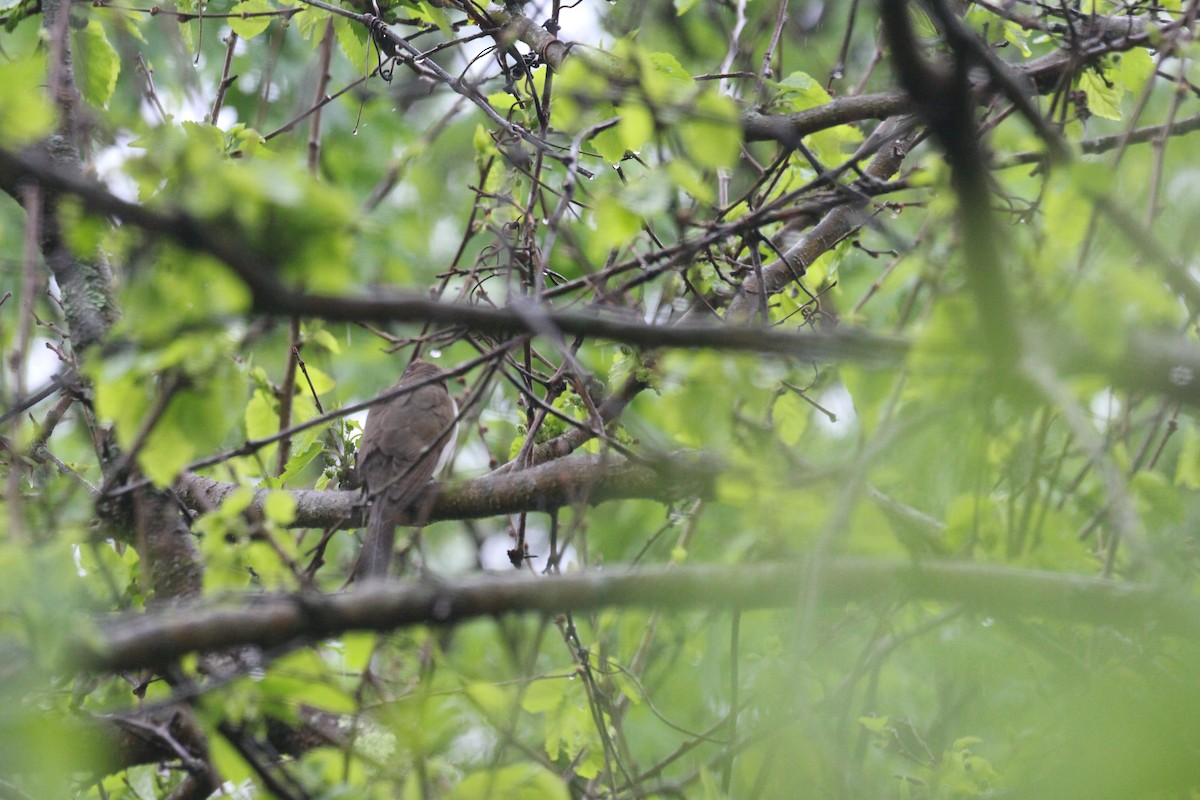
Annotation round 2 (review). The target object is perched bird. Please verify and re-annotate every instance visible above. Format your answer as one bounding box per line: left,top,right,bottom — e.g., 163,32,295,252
355,359,457,581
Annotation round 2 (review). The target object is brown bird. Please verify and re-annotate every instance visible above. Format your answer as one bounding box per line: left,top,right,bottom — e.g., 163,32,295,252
355,359,457,581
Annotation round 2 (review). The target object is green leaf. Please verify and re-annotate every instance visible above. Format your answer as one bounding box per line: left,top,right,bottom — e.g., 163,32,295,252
294,4,327,41
1175,423,1200,489
860,715,891,734
617,102,655,152
644,50,691,82
592,122,629,165
473,123,499,157
414,2,453,36
181,120,228,153
638,48,693,104
1002,19,1032,56
679,91,741,169
125,764,158,799
245,388,278,441
551,54,612,134
0,51,53,144
667,160,714,205
449,765,570,800
334,14,370,73
520,678,565,714
519,675,606,778
591,193,642,252
464,681,515,722
93,371,148,451
508,434,527,461
73,20,119,108
300,364,336,395
279,438,324,484
116,251,252,339
138,375,239,487
228,123,267,155
229,0,275,39
137,411,195,486
1133,470,1183,528
775,70,831,111
307,326,342,354
263,491,297,525
620,170,672,217
339,632,376,672
774,392,810,447
208,725,258,787
1115,47,1154,90
261,650,356,714
1078,69,1122,121
807,122,863,166
220,487,256,517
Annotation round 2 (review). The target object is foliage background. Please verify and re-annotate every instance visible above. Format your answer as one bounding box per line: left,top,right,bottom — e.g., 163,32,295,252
3,0,1200,797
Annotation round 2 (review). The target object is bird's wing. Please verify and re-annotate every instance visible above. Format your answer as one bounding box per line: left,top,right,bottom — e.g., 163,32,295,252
361,383,457,510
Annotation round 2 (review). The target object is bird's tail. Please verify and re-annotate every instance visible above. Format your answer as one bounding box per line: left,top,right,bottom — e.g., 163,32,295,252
356,500,398,581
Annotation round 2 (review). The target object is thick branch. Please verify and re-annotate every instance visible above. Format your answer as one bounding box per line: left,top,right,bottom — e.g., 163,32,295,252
73,558,1200,672
0,703,209,778
0,144,917,361
742,12,1153,146
742,94,912,146
4,6,208,608
489,8,571,70
491,9,1149,151
727,7,1157,319
178,452,720,529
727,117,918,323
11,0,118,354
255,292,913,361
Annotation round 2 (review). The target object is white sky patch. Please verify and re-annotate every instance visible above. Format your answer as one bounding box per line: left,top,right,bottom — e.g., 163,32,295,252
479,530,517,570
385,180,418,208
428,528,483,573
546,0,603,46
1089,387,1121,424
429,216,462,262
95,80,235,202
92,130,141,202
448,0,604,82
24,340,62,388
452,436,493,474
479,520,577,572
814,382,857,437
1166,168,1200,207
345,405,369,432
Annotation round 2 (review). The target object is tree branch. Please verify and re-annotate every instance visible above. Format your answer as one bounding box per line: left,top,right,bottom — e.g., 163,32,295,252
726,117,918,322
742,93,912,146
0,141,914,361
72,558,1200,672
178,451,720,529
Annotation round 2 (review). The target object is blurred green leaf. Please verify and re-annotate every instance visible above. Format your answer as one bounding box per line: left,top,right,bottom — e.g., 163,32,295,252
0,50,53,144
679,91,740,169
73,20,119,108
450,765,570,800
